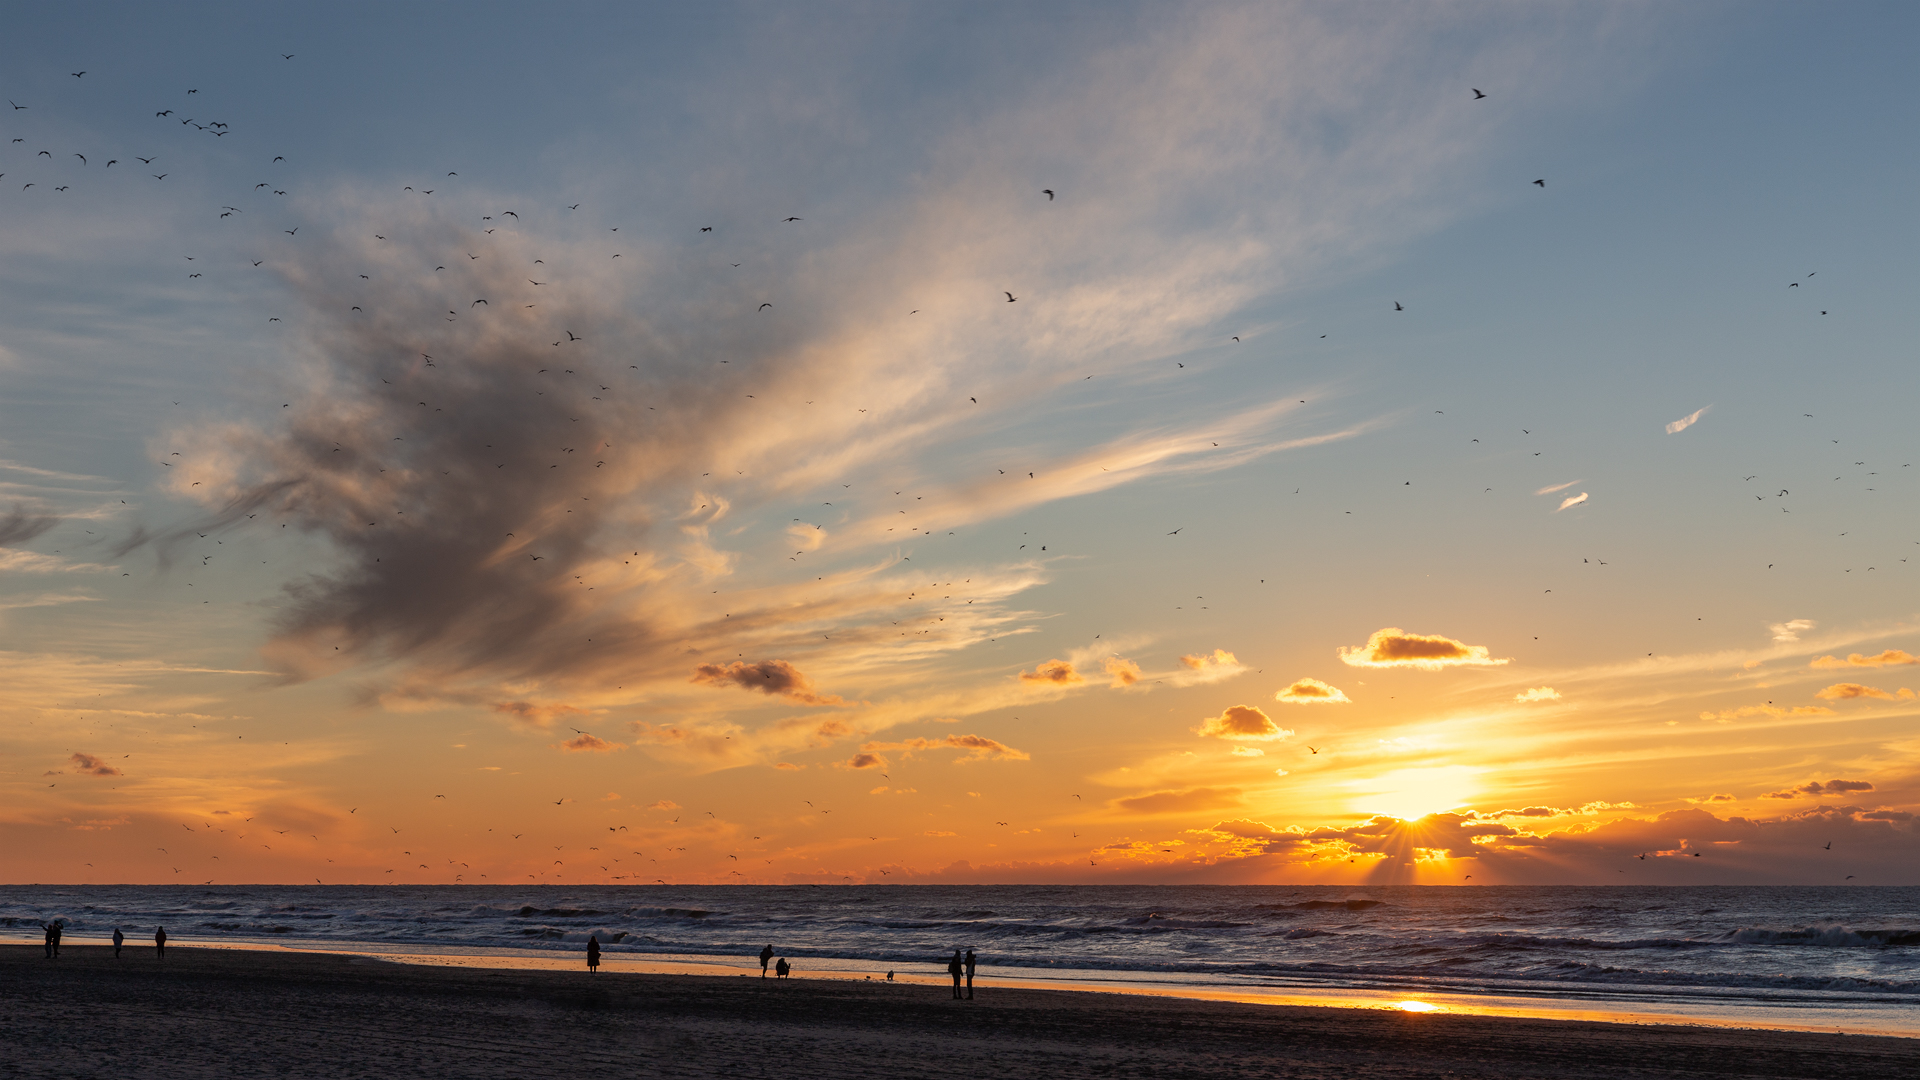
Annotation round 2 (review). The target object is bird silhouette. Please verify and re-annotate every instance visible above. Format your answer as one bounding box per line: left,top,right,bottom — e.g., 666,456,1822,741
1472,88,1486,99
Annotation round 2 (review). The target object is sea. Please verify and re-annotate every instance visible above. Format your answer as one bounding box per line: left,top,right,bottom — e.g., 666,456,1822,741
5,884,1917,1036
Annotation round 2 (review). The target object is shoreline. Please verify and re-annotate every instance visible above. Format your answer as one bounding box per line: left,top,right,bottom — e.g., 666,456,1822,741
5,944,1918,1079
6,930,1915,1039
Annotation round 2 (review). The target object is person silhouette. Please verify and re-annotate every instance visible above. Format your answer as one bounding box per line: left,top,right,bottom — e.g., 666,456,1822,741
42,923,54,959
586,935,601,973
155,926,167,958
50,922,62,958
947,950,963,999
774,957,791,979
759,944,774,978
964,949,977,1000
112,927,124,958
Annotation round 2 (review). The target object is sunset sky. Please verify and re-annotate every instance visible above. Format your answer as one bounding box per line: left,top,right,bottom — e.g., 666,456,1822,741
3,2,1916,887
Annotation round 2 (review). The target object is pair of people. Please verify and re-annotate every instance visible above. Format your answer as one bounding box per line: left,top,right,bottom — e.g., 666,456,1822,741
758,945,793,979
42,922,61,959
946,949,977,999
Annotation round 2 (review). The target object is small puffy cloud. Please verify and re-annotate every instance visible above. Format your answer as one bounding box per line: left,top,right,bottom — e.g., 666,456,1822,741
1338,627,1509,670
1115,786,1244,814
1700,704,1835,722
1018,658,1083,686
1701,794,1737,803
1515,687,1561,703
67,752,121,777
1764,779,1874,799
845,752,887,770
649,800,680,811
1816,682,1913,701
559,733,623,753
1554,492,1588,512
1665,405,1710,434
771,762,805,771
1812,650,1918,669
1230,745,1265,757
690,659,844,705
492,700,587,730
1180,649,1240,673
1769,619,1814,643
1196,704,1293,741
1274,677,1349,704
1104,657,1142,688
861,734,1029,762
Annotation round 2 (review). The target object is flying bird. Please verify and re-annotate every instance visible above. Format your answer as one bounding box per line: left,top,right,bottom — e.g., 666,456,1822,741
1472,88,1486,99
1533,179,1546,187
1042,189,1054,200
1005,292,1017,302
1394,302,1403,311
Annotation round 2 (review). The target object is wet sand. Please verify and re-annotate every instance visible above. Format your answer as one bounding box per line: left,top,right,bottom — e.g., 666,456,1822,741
5,945,1916,1079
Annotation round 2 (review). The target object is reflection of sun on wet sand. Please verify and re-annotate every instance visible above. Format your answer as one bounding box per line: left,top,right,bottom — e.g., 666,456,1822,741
5,946,1917,1079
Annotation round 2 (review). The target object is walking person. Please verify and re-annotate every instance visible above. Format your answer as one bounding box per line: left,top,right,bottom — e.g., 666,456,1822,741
112,927,124,958
759,943,774,978
154,926,167,958
964,949,977,1000
586,935,601,973
947,949,964,999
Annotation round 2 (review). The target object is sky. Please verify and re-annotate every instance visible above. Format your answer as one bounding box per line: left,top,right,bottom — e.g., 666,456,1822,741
2,1,1917,888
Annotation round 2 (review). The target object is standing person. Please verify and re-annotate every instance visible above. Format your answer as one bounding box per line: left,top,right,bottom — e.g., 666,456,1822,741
112,927,124,958
42,923,54,959
964,949,977,1000
774,957,790,979
586,935,601,973
50,922,62,958
759,943,774,978
154,926,167,958
947,950,963,999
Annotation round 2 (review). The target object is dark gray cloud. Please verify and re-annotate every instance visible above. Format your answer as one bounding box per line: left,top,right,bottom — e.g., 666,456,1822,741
0,504,59,547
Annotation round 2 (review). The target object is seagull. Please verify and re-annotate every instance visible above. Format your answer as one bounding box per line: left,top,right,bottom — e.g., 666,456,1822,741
1394,301,1403,311
759,303,773,311
1042,189,1054,200
1472,88,1486,99
1005,292,1018,302
1533,179,1546,187
783,216,802,222
1307,746,1318,754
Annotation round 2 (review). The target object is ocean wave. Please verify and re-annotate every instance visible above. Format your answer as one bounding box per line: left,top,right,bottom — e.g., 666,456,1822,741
1726,925,1920,948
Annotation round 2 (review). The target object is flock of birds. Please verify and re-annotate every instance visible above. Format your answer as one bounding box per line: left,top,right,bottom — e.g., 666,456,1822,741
7,62,1907,888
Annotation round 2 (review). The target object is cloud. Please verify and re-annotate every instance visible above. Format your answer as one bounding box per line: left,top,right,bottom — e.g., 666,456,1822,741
0,504,60,547
1515,687,1561,703
690,659,845,706
1665,405,1710,434
1533,480,1582,496
771,762,805,771
1769,619,1814,643
66,752,121,777
1338,627,1509,670
1196,704,1292,741
860,733,1029,762
1699,703,1836,722
558,733,623,753
1274,677,1349,704
1816,682,1914,701
1813,650,1918,669
1115,786,1244,814
844,752,887,770
1104,657,1142,688
1764,779,1874,799
1229,745,1265,757
1554,492,1588,512
491,701,589,730
1018,659,1083,687
649,800,680,811
1179,649,1240,673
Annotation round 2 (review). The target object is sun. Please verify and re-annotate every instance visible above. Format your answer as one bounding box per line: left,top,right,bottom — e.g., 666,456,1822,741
1349,766,1478,820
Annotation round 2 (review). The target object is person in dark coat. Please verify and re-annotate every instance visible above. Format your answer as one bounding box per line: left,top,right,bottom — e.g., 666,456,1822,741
43,923,54,959
759,944,774,977
49,922,62,958
964,949,977,999
155,926,167,958
586,935,601,973
112,927,124,958
947,950,964,998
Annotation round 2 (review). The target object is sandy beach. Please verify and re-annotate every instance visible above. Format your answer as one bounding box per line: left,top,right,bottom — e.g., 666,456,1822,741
4,945,1916,1079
